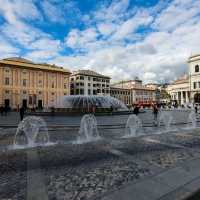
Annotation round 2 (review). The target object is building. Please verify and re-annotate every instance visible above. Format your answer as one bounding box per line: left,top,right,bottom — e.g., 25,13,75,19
188,54,200,103
167,54,200,105
167,75,190,105
110,87,132,106
0,57,71,109
70,70,111,95
111,78,157,106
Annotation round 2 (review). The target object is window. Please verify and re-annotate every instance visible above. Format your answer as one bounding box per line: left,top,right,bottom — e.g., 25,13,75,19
195,65,199,72
97,89,101,93
88,89,91,95
80,89,84,94
93,90,97,95
88,83,91,86
51,92,55,95
52,82,54,88
64,83,67,89
23,79,27,86
5,90,9,94
38,80,42,87
194,82,197,89
88,77,90,81
23,91,27,94
199,82,200,88
39,91,42,95
80,76,84,80
5,77,9,85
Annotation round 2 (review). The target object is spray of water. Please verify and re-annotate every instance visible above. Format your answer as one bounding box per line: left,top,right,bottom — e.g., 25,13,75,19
123,114,142,138
158,111,173,131
13,116,49,148
75,114,100,144
187,110,197,129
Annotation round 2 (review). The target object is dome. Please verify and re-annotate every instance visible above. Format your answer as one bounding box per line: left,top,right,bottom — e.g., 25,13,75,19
59,95,128,110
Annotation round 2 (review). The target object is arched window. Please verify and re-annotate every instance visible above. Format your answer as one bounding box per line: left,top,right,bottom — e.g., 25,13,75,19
195,65,199,72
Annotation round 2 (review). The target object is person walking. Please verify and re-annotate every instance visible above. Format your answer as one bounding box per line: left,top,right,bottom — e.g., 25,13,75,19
110,105,113,115
0,105,3,116
195,104,198,114
19,106,25,121
153,105,159,126
133,106,139,115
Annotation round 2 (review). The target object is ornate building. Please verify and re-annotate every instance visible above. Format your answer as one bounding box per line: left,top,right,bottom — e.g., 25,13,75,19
0,57,71,109
166,75,190,105
111,78,156,106
188,54,200,103
167,54,200,105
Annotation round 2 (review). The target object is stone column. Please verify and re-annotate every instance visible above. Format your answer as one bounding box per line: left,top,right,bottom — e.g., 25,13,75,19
186,91,189,103
181,91,184,105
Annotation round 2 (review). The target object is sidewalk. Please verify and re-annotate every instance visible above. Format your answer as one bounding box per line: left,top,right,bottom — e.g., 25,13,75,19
101,157,200,200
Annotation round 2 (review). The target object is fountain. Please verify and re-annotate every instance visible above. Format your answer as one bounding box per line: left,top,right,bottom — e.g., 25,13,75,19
158,111,174,132
13,116,50,148
187,110,197,129
123,114,142,138
60,95,128,111
75,114,100,144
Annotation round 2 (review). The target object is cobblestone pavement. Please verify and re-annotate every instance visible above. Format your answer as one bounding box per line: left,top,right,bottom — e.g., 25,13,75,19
1,112,200,199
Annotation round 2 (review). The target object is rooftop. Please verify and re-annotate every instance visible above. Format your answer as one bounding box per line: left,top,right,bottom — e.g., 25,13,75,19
173,75,189,85
0,57,71,74
72,69,110,79
188,54,200,62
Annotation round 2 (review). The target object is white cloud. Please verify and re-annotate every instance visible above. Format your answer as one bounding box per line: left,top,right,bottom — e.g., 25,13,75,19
0,0,41,25
153,0,200,31
0,0,200,85
0,36,19,58
41,0,65,23
97,23,117,36
112,10,153,40
65,28,98,50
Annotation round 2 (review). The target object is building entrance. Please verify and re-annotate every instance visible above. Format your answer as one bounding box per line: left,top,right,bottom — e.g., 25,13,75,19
4,99,10,108
22,99,27,108
194,93,200,103
38,100,43,110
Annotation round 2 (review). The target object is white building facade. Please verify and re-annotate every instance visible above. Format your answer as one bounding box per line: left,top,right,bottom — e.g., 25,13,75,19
188,54,200,103
70,70,110,96
167,54,200,105
167,75,190,105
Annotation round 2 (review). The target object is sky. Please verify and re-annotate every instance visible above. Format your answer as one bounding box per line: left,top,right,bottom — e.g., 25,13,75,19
0,0,200,84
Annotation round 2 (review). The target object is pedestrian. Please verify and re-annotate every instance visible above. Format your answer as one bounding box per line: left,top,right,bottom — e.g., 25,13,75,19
0,105,3,116
19,106,25,121
153,105,159,126
133,106,139,115
110,106,113,115
195,104,198,114
92,105,96,114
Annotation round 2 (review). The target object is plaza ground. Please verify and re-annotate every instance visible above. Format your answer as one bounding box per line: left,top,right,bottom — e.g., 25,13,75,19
0,110,200,200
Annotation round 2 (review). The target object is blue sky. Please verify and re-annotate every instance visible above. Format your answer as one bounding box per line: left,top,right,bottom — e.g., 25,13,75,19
0,0,200,83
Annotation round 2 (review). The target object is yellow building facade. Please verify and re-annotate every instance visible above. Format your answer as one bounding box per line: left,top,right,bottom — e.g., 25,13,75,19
0,57,71,109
